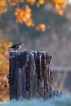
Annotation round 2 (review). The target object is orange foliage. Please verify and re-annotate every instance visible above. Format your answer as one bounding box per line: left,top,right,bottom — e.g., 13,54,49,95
8,0,24,6
0,0,67,15
0,39,12,101
14,6,35,27
35,24,50,32
0,39,12,73
0,0,8,14
26,0,35,5
50,0,67,15
0,0,68,30
38,0,47,5
56,9,64,16
50,0,67,8
36,0,48,8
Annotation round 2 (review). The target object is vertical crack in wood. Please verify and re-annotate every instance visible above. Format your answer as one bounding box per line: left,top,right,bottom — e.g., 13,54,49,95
21,66,26,98
17,68,22,99
29,52,36,98
25,52,30,99
41,52,47,98
9,54,18,99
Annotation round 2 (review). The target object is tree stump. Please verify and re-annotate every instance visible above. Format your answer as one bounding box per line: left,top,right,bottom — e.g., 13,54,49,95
8,51,62,100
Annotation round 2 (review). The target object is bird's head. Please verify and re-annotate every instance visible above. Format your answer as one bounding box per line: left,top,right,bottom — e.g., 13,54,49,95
19,42,24,46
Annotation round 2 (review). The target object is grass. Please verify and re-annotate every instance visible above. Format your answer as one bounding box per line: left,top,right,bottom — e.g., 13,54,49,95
0,93,71,106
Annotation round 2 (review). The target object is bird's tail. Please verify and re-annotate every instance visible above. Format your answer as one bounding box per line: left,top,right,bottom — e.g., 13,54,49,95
9,47,12,48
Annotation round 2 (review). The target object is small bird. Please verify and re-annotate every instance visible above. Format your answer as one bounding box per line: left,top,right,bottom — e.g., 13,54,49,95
9,42,24,51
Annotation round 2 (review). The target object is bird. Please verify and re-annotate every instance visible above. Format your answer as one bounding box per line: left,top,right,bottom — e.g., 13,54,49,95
9,42,24,51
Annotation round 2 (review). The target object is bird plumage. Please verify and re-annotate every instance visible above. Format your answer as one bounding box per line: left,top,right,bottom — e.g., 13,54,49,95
9,42,24,51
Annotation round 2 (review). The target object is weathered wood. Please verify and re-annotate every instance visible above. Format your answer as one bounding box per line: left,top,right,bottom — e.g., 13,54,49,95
8,51,62,100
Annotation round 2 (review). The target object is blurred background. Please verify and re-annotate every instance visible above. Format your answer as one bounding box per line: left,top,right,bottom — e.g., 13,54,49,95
0,0,71,102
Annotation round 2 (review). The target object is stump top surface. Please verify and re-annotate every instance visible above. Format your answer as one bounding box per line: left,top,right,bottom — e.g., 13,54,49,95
10,51,52,58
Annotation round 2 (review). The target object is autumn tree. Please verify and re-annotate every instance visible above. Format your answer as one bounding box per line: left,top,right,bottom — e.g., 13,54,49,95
0,0,68,31
0,39,12,101
0,39,12,73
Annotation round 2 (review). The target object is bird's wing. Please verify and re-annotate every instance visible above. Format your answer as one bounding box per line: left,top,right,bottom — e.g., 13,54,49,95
9,44,19,48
